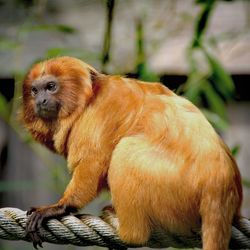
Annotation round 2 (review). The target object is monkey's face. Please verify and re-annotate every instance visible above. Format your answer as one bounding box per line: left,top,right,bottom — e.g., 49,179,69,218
30,75,60,120
22,57,95,123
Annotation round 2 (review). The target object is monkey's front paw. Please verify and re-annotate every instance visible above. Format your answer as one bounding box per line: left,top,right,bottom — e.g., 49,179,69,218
26,206,48,249
26,204,72,249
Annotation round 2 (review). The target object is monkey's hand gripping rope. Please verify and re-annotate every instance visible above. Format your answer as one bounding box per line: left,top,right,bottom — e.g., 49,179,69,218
0,207,250,249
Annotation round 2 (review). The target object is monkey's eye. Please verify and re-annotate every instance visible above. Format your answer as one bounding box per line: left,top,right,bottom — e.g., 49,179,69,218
46,82,57,92
31,87,38,96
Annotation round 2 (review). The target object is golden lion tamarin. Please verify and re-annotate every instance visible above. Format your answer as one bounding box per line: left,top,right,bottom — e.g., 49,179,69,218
22,56,242,250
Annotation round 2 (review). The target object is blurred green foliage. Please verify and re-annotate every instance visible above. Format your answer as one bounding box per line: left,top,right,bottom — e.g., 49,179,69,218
0,0,236,133
132,0,235,133
183,0,235,131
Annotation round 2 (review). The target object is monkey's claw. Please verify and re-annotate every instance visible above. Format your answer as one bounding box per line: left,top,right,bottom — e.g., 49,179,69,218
30,232,43,249
26,207,46,249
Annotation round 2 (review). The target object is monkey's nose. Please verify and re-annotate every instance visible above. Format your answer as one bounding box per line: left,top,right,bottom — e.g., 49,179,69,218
37,98,48,107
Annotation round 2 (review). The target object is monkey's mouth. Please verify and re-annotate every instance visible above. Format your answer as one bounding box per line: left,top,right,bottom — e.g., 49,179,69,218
35,105,59,120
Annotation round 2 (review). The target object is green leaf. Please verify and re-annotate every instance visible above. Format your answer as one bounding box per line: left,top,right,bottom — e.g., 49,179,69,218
201,108,229,131
231,144,240,156
21,24,76,34
242,179,250,189
205,50,235,98
46,47,70,57
0,94,9,120
56,24,76,33
202,81,227,119
183,72,206,104
192,0,215,48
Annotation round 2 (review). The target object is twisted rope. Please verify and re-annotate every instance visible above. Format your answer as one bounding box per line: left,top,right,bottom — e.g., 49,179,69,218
0,207,250,249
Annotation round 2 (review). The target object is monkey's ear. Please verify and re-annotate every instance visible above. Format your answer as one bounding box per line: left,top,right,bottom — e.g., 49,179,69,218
89,69,98,82
88,69,101,97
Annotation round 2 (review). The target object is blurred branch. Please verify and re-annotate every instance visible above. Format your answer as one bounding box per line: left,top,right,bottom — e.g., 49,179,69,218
135,17,159,82
101,0,116,72
136,17,145,77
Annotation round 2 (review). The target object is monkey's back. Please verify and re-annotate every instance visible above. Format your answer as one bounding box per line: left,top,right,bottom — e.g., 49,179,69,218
109,89,242,236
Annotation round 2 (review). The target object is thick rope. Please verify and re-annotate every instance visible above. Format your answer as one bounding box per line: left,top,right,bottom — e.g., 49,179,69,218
0,207,250,249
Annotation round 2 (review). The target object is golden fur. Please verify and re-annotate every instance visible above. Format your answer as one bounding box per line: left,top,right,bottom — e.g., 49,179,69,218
22,56,242,250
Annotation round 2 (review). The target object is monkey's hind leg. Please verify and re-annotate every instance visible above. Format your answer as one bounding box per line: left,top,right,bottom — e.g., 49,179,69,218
108,136,153,245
